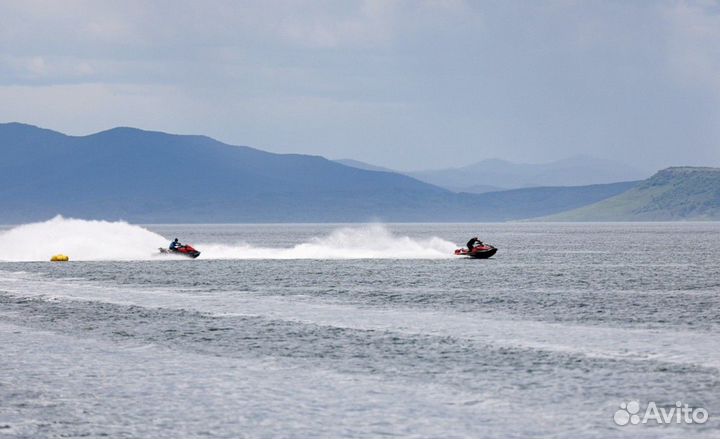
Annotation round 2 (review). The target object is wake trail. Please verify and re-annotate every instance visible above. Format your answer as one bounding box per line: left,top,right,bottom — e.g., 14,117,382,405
0,217,456,261
198,225,455,259
0,216,169,262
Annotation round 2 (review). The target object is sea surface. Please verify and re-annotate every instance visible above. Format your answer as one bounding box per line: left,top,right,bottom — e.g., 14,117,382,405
0,221,718,438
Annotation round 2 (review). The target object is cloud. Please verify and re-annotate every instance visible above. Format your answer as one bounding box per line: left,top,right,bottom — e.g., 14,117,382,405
0,83,188,134
0,81,413,152
0,0,718,169
0,55,99,83
222,0,473,49
663,1,720,96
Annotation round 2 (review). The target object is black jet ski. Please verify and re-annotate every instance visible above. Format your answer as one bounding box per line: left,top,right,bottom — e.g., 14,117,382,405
454,244,497,259
159,244,201,259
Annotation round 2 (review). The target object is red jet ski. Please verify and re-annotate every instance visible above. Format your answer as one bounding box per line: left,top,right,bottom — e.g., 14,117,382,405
454,244,497,259
159,244,201,259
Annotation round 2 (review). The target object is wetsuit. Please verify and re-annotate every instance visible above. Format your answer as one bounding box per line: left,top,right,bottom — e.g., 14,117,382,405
467,238,481,251
170,240,181,250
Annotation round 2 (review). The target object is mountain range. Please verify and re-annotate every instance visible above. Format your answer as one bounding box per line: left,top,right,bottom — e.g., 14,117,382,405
0,123,450,223
338,156,649,193
542,167,720,221
0,122,715,223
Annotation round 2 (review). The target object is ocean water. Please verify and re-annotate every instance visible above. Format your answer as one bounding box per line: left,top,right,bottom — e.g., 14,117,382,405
0,219,718,438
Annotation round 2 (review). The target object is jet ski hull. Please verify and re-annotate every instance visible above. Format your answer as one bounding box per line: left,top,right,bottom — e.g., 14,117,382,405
454,245,497,259
159,246,201,259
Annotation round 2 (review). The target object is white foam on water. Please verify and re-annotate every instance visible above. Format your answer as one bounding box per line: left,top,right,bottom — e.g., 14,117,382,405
0,218,457,261
198,224,456,259
0,271,716,370
0,216,169,261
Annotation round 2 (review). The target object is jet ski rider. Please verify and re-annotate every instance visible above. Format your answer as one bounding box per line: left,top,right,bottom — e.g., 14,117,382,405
466,237,483,251
169,238,182,250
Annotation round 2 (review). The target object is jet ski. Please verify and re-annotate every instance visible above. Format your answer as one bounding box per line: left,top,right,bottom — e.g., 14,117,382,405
159,244,201,259
454,244,497,259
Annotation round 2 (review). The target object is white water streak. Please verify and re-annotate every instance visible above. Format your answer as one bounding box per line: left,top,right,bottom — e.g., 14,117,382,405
0,217,456,261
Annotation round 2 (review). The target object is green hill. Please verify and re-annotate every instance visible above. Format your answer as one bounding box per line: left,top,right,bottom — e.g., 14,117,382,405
540,167,720,221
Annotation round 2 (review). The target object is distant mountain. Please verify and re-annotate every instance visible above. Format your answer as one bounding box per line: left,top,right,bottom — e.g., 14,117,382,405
334,159,397,174
0,123,449,223
408,156,649,192
447,183,506,194
463,181,638,220
540,167,720,221
0,122,638,223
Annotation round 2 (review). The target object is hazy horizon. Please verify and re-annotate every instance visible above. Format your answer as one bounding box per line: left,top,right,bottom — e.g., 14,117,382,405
1,1,719,172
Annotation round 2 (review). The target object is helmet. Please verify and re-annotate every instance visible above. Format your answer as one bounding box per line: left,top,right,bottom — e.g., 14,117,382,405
174,238,179,241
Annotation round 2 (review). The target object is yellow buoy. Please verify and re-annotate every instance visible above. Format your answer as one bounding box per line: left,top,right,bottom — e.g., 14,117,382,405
50,254,69,262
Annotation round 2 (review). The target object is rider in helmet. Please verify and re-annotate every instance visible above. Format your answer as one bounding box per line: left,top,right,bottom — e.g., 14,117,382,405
466,236,483,251
169,238,182,250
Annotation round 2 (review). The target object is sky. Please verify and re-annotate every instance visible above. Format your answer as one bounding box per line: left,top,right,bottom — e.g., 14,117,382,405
1,0,719,172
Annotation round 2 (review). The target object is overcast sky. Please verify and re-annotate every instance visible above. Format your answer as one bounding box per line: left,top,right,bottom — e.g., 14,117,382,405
1,0,719,171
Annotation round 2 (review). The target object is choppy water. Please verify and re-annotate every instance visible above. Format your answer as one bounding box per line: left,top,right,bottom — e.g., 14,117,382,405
0,221,718,438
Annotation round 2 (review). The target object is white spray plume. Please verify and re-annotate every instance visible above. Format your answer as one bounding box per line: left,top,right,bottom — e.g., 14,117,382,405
198,224,456,259
0,218,456,261
0,216,168,261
